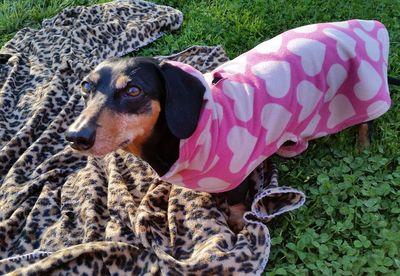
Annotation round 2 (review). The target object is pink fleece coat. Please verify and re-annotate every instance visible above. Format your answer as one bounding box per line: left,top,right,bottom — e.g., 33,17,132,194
160,19,391,193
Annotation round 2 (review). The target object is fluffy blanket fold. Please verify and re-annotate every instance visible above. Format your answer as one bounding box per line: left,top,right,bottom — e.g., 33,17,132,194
0,0,304,274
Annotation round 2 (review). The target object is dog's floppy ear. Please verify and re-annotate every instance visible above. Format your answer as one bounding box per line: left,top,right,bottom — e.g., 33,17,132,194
0,53,12,64
159,62,205,139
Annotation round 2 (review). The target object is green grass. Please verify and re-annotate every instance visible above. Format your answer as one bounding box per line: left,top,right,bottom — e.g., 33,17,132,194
1,0,400,274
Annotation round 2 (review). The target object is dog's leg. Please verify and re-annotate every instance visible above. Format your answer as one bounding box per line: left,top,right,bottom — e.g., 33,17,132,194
358,121,373,148
357,75,400,149
225,178,250,232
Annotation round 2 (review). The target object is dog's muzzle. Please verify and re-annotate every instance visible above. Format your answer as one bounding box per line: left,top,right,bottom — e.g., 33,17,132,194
65,126,96,151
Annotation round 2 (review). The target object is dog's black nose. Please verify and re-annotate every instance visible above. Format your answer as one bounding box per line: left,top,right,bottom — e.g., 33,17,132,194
65,128,96,151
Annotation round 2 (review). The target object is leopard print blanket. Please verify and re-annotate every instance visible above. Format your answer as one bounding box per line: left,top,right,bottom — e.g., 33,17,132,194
0,0,305,274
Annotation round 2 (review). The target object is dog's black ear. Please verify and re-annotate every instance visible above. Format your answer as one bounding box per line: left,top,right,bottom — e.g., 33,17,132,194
159,62,205,139
0,53,12,64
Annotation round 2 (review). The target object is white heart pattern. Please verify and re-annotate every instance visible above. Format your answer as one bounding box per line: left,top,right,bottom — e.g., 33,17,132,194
220,55,247,74
296,80,323,122
312,131,328,139
323,28,356,61
293,24,318,33
327,94,356,129
190,119,213,171
254,34,282,54
325,63,348,102
160,20,391,194
213,102,224,123
377,28,389,64
358,19,375,32
382,63,389,97
329,21,350,29
354,28,380,62
167,173,183,185
277,132,297,148
354,60,382,101
252,60,291,98
367,100,390,119
227,126,257,173
222,80,254,122
300,115,321,137
198,177,231,192
287,38,326,76
246,154,268,175
261,103,292,144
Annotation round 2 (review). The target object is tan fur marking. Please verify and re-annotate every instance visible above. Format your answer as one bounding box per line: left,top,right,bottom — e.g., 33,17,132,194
70,102,100,130
84,102,101,118
228,203,246,233
115,75,130,90
358,123,370,148
89,72,100,84
125,101,161,156
88,101,161,156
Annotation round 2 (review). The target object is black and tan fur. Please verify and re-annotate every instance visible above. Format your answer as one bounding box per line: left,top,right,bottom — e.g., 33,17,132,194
66,56,399,231
66,57,205,176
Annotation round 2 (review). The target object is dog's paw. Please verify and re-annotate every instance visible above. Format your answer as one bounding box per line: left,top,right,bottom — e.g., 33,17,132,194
227,203,247,233
358,123,371,149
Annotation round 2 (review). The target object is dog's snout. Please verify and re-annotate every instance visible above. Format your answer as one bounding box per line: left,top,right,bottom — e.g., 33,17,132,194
65,127,96,151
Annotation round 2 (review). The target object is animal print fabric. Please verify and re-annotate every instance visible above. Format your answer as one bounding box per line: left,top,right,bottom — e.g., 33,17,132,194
0,0,304,274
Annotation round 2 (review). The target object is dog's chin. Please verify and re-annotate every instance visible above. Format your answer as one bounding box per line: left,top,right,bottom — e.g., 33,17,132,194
69,139,132,157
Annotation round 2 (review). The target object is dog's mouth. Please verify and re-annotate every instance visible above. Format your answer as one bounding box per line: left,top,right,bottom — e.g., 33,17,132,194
69,138,133,157
119,139,131,148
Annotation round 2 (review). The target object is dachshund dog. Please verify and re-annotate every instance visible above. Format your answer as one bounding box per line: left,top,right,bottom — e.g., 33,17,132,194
66,20,393,231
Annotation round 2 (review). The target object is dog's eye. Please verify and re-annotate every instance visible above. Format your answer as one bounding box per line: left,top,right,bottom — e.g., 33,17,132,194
125,86,142,97
81,81,93,93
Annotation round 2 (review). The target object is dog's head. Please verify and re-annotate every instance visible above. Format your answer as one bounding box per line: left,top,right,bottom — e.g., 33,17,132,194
65,57,205,157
